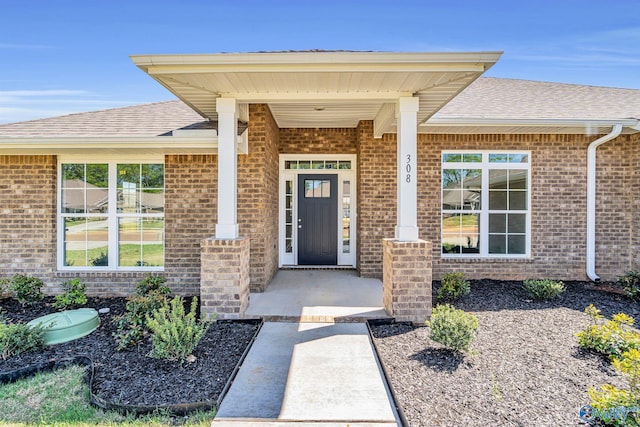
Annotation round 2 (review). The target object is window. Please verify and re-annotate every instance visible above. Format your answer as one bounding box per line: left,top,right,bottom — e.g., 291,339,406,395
59,161,164,269
441,152,530,257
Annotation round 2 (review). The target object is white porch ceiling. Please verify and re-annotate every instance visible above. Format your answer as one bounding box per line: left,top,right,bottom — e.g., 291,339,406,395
131,51,502,134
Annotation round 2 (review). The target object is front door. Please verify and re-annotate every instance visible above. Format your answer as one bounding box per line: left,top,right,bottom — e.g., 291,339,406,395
297,174,338,265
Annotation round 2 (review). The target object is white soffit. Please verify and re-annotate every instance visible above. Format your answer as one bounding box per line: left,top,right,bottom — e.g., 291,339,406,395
131,51,502,132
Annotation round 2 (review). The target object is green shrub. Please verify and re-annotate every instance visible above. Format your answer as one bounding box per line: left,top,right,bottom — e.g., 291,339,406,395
134,274,170,297
588,348,640,426
426,304,478,353
52,278,88,310
0,278,9,299
146,296,211,362
10,275,44,306
618,271,640,301
0,320,46,360
90,251,108,267
576,304,640,360
523,279,565,300
437,272,470,302
113,276,173,350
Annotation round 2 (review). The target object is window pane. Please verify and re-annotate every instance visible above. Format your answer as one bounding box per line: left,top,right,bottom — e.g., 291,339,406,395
462,170,482,210
285,160,296,170
326,161,337,170
313,180,322,197
119,218,141,267
509,191,527,210
509,154,529,163
285,180,293,194
442,234,461,253
86,164,108,188
64,217,108,267
312,160,324,170
442,189,462,210
62,189,85,213
338,161,351,170
442,213,461,233
117,164,140,187
285,210,292,223
508,214,526,233
509,170,527,189
489,235,506,254
442,169,463,189
141,164,164,188
343,180,351,254
299,161,311,169
140,189,164,213
489,214,506,233
141,218,164,267
86,189,108,213
62,164,85,183
508,235,526,254
489,191,507,210
463,154,482,162
286,239,293,253
489,170,508,189
489,154,510,163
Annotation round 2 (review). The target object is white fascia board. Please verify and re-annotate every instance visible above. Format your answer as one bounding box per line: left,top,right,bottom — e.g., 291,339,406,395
421,117,639,128
131,51,502,68
132,52,502,75
220,92,413,103
0,136,248,154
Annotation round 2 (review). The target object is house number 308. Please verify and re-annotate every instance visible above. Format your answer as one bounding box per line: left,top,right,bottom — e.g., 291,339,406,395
405,154,412,183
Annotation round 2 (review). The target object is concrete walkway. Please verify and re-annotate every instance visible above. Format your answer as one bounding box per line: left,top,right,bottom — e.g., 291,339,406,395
245,270,389,322
213,322,400,426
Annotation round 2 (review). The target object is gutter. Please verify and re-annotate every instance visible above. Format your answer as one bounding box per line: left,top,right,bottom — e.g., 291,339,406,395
586,124,623,282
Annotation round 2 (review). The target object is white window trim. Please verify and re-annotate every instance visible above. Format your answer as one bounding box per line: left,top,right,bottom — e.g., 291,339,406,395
57,156,165,271
279,154,357,268
441,150,532,259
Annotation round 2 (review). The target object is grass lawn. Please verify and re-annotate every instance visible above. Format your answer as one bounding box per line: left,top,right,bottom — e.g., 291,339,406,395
0,366,214,426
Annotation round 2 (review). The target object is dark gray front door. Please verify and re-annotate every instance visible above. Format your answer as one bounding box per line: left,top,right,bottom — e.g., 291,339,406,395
298,174,338,265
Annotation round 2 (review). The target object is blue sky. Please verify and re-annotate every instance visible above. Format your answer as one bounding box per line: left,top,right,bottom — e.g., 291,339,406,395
1,0,639,124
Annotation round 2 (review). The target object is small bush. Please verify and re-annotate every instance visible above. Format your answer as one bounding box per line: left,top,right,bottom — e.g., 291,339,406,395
0,320,46,360
10,275,45,306
587,348,640,426
90,252,108,267
576,304,640,360
146,296,212,362
112,276,171,350
437,272,470,302
427,304,478,353
618,271,640,301
0,278,9,299
52,278,88,310
134,274,170,297
523,279,565,300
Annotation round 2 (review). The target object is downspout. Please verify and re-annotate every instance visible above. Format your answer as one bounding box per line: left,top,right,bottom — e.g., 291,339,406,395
586,124,623,282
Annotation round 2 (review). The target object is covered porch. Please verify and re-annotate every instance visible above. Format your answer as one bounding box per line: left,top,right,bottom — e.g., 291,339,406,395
131,51,502,323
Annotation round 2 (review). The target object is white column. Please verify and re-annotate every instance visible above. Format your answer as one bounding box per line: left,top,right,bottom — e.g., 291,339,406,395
395,97,419,241
215,97,239,239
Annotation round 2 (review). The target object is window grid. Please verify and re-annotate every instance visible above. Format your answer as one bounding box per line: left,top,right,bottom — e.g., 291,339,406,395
442,152,530,257
59,162,164,270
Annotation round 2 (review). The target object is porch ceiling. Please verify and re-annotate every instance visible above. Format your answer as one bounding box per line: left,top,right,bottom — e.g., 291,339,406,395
131,51,501,133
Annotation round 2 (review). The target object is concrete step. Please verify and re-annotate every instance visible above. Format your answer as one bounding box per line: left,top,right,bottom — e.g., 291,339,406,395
213,420,398,427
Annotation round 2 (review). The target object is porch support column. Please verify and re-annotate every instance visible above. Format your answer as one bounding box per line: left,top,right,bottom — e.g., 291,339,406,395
395,96,419,241
215,97,239,239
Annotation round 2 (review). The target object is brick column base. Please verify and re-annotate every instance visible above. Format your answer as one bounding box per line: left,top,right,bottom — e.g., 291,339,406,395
383,238,433,324
200,237,250,320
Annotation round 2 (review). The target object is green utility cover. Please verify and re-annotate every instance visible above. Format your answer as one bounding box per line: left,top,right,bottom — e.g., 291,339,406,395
27,308,100,345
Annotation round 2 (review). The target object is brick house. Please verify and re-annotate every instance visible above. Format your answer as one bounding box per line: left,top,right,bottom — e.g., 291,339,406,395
0,51,638,322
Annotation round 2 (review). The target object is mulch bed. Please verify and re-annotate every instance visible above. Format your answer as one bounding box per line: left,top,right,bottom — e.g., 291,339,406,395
0,296,259,410
370,280,640,427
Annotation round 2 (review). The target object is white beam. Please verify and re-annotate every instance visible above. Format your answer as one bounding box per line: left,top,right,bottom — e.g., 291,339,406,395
215,97,240,239
374,103,396,138
395,97,420,241
220,91,413,103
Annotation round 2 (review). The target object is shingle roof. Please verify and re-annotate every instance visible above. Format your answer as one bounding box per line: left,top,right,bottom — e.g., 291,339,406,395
0,100,206,137
435,77,640,120
0,78,638,137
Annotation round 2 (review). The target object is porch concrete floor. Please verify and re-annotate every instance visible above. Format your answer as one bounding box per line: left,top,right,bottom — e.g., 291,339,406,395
244,270,390,322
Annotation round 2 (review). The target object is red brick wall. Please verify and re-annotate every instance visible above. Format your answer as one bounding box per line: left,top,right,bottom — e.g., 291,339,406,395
356,121,396,277
164,154,217,294
240,104,280,291
0,156,56,288
279,128,357,154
